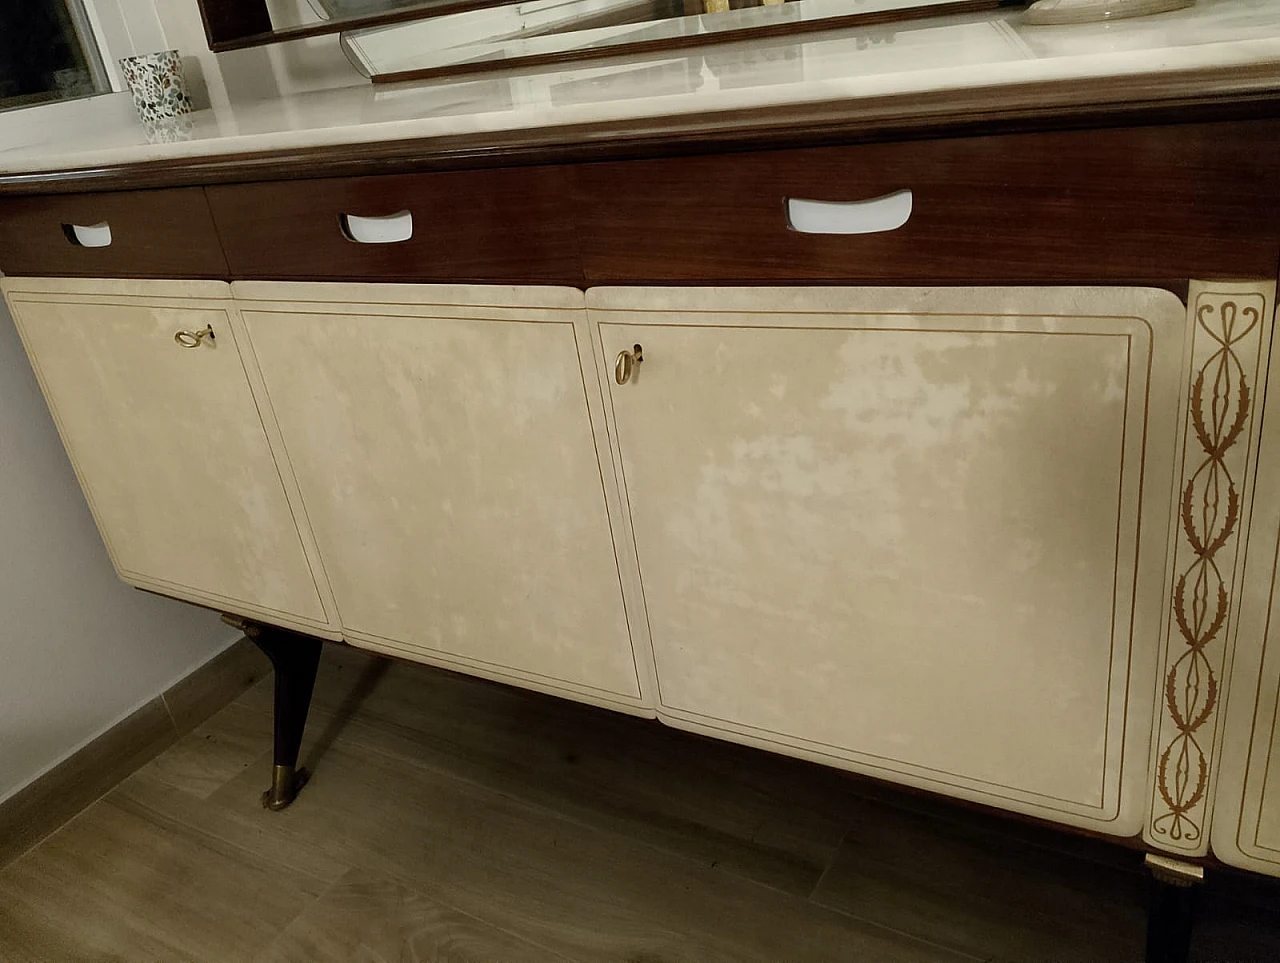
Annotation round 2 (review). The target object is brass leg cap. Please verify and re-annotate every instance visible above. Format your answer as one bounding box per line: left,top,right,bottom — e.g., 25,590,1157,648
261,764,310,811
1145,853,1205,888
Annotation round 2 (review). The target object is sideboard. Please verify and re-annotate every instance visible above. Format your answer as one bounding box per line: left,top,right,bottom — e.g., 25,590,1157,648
5,105,1280,961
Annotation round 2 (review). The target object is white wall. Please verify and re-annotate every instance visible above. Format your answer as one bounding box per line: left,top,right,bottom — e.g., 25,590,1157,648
0,297,236,804
0,0,355,806
90,0,365,111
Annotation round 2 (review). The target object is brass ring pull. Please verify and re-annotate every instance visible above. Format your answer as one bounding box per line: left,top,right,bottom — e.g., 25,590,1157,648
174,325,215,348
615,344,643,385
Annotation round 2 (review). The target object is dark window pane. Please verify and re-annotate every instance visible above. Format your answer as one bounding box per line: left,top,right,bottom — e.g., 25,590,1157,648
0,0,108,111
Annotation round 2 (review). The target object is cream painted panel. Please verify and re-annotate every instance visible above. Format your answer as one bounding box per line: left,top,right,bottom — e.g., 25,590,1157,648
1145,280,1276,858
233,282,649,712
0,277,334,636
589,285,1187,833
1208,284,1280,877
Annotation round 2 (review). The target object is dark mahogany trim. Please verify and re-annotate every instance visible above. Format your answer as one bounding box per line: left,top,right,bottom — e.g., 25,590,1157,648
2,69,1279,197
196,0,273,48
0,187,230,279
1147,877,1197,963
242,621,323,811
204,166,584,285
372,0,1016,85
573,120,1280,284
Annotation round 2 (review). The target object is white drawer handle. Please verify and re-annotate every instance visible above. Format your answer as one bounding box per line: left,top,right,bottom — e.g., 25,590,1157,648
786,191,912,235
339,210,413,244
63,222,113,248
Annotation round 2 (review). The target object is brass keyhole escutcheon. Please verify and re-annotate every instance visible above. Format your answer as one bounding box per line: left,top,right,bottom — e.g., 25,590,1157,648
615,344,643,385
174,325,215,348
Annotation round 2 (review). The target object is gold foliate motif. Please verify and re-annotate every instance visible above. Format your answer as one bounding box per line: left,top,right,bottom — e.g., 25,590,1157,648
1151,293,1265,848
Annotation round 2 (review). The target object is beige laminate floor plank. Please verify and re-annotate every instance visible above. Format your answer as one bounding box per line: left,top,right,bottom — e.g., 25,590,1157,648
0,695,177,869
813,796,1151,962
237,643,850,897
13,644,1280,962
163,636,272,736
111,772,355,892
107,655,970,962
0,793,332,963
257,866,577,963
203,739,975,963
133,698,275,801
113,709,352,888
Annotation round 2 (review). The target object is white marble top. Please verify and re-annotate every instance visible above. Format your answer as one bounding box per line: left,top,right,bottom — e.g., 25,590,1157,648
2,0,1279,177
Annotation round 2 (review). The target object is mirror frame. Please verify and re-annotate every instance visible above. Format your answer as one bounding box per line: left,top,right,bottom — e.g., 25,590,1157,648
198,0,1018,78
196,0,512,51
365,0,1005,85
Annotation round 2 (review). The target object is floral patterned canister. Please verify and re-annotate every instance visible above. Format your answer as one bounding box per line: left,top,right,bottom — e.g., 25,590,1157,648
118,50,193,125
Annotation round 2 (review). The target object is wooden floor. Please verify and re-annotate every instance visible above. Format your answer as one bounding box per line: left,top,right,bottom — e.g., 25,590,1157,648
4,644,1280,962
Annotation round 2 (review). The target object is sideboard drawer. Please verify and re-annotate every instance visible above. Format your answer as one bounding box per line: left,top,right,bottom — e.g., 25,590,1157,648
0,188,228,279
207,167,581,284
576,121,1280,283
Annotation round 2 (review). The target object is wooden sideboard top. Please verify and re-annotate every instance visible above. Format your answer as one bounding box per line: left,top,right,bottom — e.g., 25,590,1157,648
1,0,1278,195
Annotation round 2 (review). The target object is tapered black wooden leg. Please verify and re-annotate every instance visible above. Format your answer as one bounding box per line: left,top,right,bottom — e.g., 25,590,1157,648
237,620,323,811
1145,854,1202,963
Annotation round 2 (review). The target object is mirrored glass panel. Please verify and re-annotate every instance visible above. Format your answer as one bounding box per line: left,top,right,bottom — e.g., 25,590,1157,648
338,0,998,82
261,0,525,33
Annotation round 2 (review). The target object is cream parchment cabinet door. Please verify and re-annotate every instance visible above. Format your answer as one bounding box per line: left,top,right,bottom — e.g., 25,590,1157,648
231,282,650,713
589,286,1188,833
1,277,337,637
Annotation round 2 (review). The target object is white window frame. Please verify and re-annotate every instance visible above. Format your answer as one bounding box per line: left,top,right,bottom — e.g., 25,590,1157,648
62,0,116,91
78,0,126,90
78,0,175,92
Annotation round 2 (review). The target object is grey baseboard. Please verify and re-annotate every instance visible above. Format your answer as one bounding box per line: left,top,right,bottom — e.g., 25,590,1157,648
0,636,270,868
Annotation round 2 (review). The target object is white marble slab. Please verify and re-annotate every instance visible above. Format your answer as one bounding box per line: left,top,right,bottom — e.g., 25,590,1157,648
0,0,1278,176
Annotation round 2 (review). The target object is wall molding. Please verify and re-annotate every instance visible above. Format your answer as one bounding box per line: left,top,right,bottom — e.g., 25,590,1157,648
0,634,267,869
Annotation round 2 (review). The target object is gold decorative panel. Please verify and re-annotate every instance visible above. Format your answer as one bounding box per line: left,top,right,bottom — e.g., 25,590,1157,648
1145,280,1275,857
1206,282,1280,878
